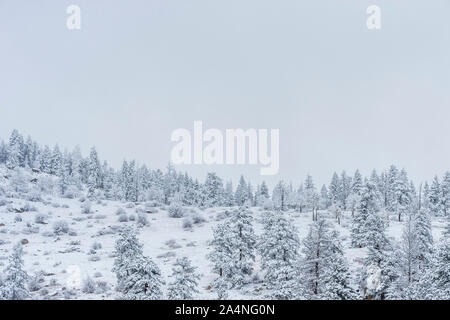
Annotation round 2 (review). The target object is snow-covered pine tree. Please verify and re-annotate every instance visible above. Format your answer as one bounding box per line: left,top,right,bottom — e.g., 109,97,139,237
58,150,72,196
228,206,256,286
328,172,340,206
360,210,394,299
120,160,134,201
6,143,21,170
163,162,178,204
304,174,317,213
421,181,430,211
352,169,363,196
5,130,24,170
214,276,229,300
260,181,269,200
208,206,256,289
414,207,433,268
395,169,412,222
320,230,357,300
258,211,300,300
440,171,450,217
208,222,236,286
0,243,29,300
39,145,52,174
365,204,389,264
300,218,333,299
319,184,330,210
223,180,234,207
363,245,400,300
294,184,306,213
70,145,83,189
339,171,352,210
272,180,288,211
102,167,116,200
393,213,421,298
112,228,163,300
0,139,8,164
234,175,248,206
87,147,101,196
167,257,200,300
23,136,33,168
347,192,361,218
203,172,224,207
419,239,450,300
246,182,254,207
351,181,380,248
428,176,442,216
50,145,63,176
386,165,399,213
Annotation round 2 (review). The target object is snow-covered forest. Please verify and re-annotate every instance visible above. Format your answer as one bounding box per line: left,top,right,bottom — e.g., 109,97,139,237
0,129,449,300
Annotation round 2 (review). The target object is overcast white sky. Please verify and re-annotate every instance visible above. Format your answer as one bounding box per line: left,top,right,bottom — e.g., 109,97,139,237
1,0,449,188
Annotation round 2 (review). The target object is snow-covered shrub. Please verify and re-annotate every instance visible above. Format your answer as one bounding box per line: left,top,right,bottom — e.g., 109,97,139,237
215,210,229,221
9,168,29,194
41,231,54,237
137,213,148,227
125,202,135,209
39,288,49,296
94,214,106,220
26,189,42,202
0,198,8,207
82,276,96,293
34,213,48,224
118,214,128,222
63,289,77,299
23,223,39,234
182,217,193,229
14,215,22,222
37,175,55,195
135,206,145,213
148,207,159,214
63,185,79,199
191,212,206,224
157,251,176,259
53,220,69,235
88,255,101,262
91,242,102,250
95,280,109,294
23,202,37,212
168,202,185,218
93,272,102,278
28,271,44,292
115,207,126,215
144,201,158,208
81,200,92,214
165,239,182,249
128,214,136,221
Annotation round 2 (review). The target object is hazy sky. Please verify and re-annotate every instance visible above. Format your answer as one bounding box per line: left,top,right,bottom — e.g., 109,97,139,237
1,0,449,188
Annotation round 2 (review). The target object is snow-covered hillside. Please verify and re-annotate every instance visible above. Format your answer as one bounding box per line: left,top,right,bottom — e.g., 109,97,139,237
0,165,448,300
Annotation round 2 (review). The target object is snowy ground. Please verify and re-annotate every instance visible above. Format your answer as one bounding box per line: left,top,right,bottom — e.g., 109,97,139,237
1,187,447,300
